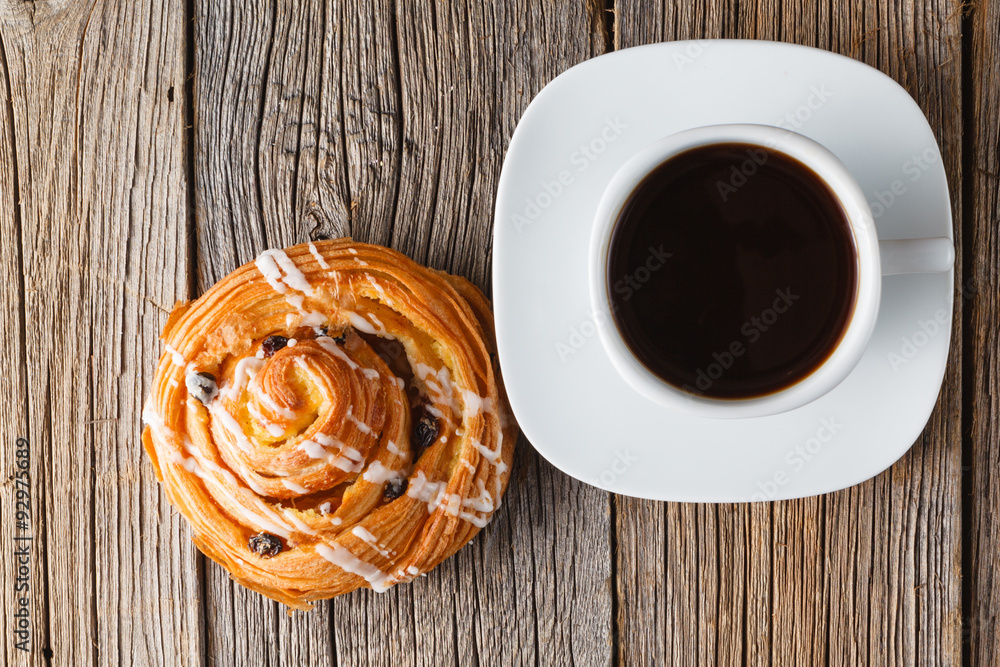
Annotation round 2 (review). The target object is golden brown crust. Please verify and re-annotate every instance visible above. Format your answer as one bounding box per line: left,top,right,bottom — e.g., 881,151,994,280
142,239,517,610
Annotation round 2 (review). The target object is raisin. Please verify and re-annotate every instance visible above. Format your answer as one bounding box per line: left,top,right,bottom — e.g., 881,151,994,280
384,478,408,500
261,335,288,357
186,371,218,405
317,326,348,344
413,414,439,453
248,532,283,558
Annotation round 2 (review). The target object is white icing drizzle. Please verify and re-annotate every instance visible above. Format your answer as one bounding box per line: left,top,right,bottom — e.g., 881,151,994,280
315,337,380,382
308,242,331,269
142,404,174,440
362,461,401,484
331,517,343,526
255,251,290,295
247,400,286,437
405,429,508,527
315,543,392,593
354,257,369,266
406,565,419,575
299,439,328,459
185,440,292,537
256,248,315,296
367,313,386,331
366,275,388,300
248,378,297,420
243,496,294,538
283,508,318,536
316,337,359,368
472,439,501,464
166,448,204,476
284,293,326,327
352,526,392,558
460,512,492,528
318,502,332,515
244,476,269,496
163,343,186,366
386,440,404,457
461,480,495,513
460,388,485,417
299,436,365,473
348,248,358,255
406,471,460,515
146,405,299,538
345,311,379,335
257,249,327,327
224,356,265,400
345,406,372,435
281,479,310,494
168,378,179,388
274,251,314,294
209,402,253,454
287,338,297,347
414,362,458,417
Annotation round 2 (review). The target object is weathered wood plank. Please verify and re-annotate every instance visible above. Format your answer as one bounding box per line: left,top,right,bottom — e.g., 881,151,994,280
613,0,963,663
0,0,978,663
966,0,1000,663
193,0,611,664
0,11,47,666
0,0,198,665
194,1,287,663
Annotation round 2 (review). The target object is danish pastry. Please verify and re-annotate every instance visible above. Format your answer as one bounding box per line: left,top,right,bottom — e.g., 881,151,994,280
142,239,516,609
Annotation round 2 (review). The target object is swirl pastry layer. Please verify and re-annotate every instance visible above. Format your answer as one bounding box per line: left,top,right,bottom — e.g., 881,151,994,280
142,239,517,609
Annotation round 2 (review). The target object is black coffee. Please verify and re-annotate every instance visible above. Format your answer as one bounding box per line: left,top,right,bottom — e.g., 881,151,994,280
607,142,857,399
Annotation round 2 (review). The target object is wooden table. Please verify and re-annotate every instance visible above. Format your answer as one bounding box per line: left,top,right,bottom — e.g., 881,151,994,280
0,0,996,664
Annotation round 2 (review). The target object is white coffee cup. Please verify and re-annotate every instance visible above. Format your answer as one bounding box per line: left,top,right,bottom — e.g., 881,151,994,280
589,124,954,419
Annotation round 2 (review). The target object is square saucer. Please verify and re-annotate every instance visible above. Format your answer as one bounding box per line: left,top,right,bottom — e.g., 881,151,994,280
492,40,954,502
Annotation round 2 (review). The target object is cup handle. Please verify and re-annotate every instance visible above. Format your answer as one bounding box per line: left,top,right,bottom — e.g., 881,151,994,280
878,237,954,276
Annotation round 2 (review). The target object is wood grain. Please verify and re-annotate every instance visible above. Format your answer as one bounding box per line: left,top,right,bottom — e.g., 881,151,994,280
0,0,985,663
613,0,964,664
966,0,1000,663
193,1,610,665
0,9,44,666
0,0,199,665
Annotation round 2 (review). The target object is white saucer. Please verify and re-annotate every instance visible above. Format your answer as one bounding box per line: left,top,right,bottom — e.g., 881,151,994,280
492,40,954,502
